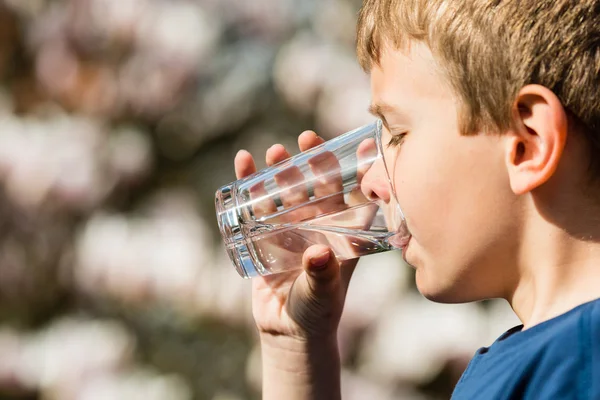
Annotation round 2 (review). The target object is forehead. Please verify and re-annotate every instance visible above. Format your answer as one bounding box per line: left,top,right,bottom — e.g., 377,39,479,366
370,42,454,107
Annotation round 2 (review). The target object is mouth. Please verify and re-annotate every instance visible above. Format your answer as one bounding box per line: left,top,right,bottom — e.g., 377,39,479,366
389,233,411,251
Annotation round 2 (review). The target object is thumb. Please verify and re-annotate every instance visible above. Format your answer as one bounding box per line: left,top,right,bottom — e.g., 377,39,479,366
303,245,358,293
302,244,340,284
285,245,344,335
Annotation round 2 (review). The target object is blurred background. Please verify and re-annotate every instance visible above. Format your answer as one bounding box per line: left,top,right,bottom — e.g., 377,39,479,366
0,0,520,399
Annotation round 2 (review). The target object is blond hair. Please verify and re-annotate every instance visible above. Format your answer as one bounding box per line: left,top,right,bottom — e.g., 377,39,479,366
357,0,600,173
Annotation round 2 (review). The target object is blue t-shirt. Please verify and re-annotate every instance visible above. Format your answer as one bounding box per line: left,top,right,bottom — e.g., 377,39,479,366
452,298,600,399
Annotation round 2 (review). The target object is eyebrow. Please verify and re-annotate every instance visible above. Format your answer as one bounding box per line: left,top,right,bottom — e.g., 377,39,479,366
368,103,397,127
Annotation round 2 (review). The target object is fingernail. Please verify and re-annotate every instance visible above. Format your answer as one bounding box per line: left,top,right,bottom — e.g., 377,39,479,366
309,251,330,268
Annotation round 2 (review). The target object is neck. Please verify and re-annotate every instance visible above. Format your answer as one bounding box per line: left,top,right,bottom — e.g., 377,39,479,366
508,203,600,329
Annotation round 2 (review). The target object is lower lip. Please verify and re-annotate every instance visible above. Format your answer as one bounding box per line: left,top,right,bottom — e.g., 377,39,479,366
388,234,412,262
401,236,411,264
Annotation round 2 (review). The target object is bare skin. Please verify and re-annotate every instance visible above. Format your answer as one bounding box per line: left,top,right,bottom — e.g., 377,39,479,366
235,132,354,400
234,42,600,399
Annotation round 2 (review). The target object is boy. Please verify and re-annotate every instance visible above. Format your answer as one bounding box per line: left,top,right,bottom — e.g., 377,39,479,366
233,0,600,398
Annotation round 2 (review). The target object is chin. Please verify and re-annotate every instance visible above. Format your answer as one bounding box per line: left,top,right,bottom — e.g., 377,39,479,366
414,269,474,304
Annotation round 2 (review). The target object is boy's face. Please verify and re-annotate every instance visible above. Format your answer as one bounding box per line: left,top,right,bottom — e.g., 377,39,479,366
370,42,521,302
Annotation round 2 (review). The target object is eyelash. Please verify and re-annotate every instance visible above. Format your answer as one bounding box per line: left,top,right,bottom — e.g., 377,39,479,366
386,132,407,148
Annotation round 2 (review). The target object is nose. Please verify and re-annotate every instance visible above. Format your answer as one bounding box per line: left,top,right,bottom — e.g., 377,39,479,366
360,158,392,203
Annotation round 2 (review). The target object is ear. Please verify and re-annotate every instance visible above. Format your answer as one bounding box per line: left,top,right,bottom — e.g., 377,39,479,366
505,84,568,195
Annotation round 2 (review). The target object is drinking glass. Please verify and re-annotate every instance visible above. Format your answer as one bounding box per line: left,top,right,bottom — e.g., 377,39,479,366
215,120,410,278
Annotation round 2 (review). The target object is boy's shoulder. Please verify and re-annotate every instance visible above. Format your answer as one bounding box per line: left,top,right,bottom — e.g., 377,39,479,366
452,297,600,400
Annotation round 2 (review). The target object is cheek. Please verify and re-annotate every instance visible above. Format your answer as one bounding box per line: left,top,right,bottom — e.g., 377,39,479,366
390,139,458,242
391,133,510,262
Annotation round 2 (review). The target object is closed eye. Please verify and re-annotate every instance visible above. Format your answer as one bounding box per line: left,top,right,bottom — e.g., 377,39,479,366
386,132,407,148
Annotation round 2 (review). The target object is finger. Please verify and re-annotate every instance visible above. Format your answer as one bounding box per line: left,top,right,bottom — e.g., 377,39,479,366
249,181,278,218
300,131,345,214
286,245,341,318
348,138,380,209
340,138,384,233
265,144,291,167
235,150,277,217
356,138,378,184
298,130,325,152
234,149,257,179
307,151,345,214
267,144,310,209
285,245,359,337
302,245,339,282
302,246,356,295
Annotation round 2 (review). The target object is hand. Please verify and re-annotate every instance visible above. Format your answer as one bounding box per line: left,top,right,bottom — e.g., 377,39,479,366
234,131,359,341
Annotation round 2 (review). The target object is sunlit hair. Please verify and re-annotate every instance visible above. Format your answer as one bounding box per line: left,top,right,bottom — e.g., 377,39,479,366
357,0,600,175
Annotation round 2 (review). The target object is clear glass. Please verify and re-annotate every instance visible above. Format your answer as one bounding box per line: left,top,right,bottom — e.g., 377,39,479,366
215,120,410,278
